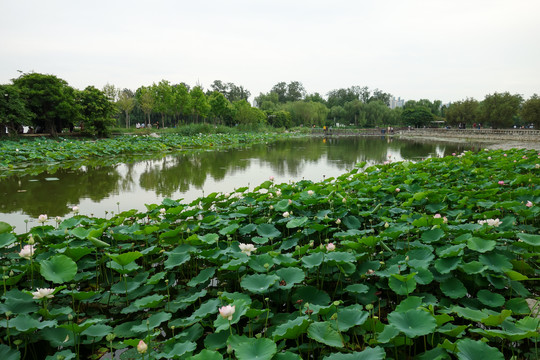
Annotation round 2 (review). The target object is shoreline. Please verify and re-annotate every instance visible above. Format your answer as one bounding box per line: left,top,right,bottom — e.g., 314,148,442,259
396,133,540,151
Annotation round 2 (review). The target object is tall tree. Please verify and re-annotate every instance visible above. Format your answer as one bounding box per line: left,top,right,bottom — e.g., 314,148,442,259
78,86,116,137
13,72,78,136
445,98,479,127
102,83,119,102
116,89,135,128
479,92,522,128
521,94,540,128
190,86,210,123
209,91,233,125
171,84,191,125
152,80,174,128
401,106,434,128
0,84,33,136
136,86,155,127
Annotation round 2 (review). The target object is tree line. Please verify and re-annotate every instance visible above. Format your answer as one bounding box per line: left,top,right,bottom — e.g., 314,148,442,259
1,72,539,137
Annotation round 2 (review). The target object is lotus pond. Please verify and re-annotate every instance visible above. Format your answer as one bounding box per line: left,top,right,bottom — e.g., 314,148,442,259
0,136,473,233
0,146,539,359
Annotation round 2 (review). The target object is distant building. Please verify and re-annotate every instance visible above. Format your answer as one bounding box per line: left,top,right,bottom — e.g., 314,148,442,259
389,97,405,109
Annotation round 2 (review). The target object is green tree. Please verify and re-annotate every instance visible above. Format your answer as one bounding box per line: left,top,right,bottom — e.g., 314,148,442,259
369,89,392,106
136,86,155,127
445,98,479,127
266,110,292,128
152,80,174,128
0,84,33,136
102,83,119,102
116,89,135,128
520,94,540,128
401,106,434,128
78,86,116,137
479,92,522,128
209,91,233,125
190,86,210,123
304,92,326,105
233,100,265,125
13,72,79,136
343,100,366,127
364,101,389,127
171,84,191,125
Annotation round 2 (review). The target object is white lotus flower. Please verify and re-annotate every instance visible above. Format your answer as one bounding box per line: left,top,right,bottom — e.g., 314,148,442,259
238,243,256,256
219,304,235,320
19,244,34,260
32,288,55,299
38,214,48,223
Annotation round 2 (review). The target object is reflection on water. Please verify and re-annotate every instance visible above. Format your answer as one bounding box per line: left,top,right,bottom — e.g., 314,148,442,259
0,136,475,232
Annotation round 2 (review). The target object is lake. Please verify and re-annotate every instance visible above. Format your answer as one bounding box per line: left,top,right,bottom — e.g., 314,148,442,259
0,136,477,232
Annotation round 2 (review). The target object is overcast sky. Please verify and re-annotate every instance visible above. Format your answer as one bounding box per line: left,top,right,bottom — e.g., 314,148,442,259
1,0,539,104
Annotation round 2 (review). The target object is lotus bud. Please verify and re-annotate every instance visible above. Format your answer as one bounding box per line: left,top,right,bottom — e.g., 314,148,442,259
9,270,14,276
106,333,116,342
227,345,234,354
384,222,389,228
366,304,374,311
333,301,341,306
137,340,148,354
330,313,338,320
27,234,35,245
68,314,73,321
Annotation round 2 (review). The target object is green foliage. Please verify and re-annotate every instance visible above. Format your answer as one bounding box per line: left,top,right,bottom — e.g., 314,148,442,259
521,93,540,128
479,92,523,128
445,98,479,127
0,146,538,359
78,86,116,137
401,106,434,127
0,84,33,136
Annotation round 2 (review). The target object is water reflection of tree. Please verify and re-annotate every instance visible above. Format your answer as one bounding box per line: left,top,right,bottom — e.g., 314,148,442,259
0,166,121,217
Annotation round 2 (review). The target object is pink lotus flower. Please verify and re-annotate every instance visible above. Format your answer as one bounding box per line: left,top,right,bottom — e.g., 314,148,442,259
335,218,341,225
269,176,274,181
137,340,148,354
395,188,400,193
38,214,48,223
434,214,441,219
526,201,533,208
326,243,336,251
276,190,282,196
452,153,456,156
219,304,235,320
498,181,504,185
503,153,507,157
72,206,79,213
160,208,166,215
307,190,314,196
19,244,34,260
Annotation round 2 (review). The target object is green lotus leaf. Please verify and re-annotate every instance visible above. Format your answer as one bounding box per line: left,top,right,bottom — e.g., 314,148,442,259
292,286,331,306
452,306,488,322
377,324,401,343
274,352,302,360
192,350,223,360
307,321,344,348
345,284,370,294
421,228,445,243
198,233,219,244
342,215,362,229
477,290,505,307
275,267,305,290
437,323,468,338
481,309,512,326
388,273,417,295
239,223,257,236
301,252,324,268
0,344,21,360
0,232,16,248
456,338,504,360
325,251,356,265
0,222,13,234
434,257,461,274
395,296,423,312
505,269,528,281
387,309,437,338
459,261,488,274
131,312,172,333
231,337,277,360
413,267,434,285
336,309,369,331
70,227,91,239
437,244,466,258
10,314,56,332
517,233,540,246
158,341,197,359
164,246,191,269
2,289,38,314
322,347,385,359
63,247,93,261
416,347,450,360
107,251,142,266
467,237,496,253
188,267,216,287
204,331,229,351
440,278,467,299
40,254,78,284
406,248,434,268
240,274,279,294
504,298,530,314
219,223,239,235
133,294,165,308
479,253,512,273
273,316,310,341
87,236,110,248
286,216,309,229
249,254,275,273
81,324,113,339
257,223,281,238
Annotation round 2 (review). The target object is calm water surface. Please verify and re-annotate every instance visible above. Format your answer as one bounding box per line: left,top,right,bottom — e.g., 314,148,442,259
0,136,476,232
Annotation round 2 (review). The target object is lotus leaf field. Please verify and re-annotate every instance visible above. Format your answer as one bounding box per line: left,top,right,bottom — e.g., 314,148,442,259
0,147,539,359
0,133,296,170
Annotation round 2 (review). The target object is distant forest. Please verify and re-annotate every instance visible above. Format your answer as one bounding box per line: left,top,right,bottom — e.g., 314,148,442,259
1,73,539,136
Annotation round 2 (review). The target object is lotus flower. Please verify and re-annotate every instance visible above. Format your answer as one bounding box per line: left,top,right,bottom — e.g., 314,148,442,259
137,340,148,354
19,244,34,260
434,214,441,219
307,190,314,196
239,243,256,256
395,188,400,193
38,214,48,223
269,176,274,181
326,243,336,251
276,190,282,196
72,206,79,213
283,211,290,218
498,181,504,185
32,288,55,299
335,219,341,225
160,208,166,214
478,218,502,227
526,201,533,208
219,304,235,320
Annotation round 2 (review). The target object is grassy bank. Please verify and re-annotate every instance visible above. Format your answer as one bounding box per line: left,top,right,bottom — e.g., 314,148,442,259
0,148,538,359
